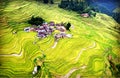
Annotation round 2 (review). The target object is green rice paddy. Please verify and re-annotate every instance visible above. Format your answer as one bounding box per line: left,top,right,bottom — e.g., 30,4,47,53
0,0,120,78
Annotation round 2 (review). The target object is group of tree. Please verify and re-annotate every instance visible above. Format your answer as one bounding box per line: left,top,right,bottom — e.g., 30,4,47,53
28,16,45,26
58,0,98,17
113,7,120,24
36,0,54,4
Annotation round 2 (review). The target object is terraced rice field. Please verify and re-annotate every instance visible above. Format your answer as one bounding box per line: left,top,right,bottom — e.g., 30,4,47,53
0,0,120,78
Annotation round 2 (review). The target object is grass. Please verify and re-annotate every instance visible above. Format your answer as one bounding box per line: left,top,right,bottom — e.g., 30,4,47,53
0,0,120,78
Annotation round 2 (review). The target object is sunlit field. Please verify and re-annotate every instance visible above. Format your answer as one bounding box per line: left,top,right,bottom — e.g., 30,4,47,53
0,0,120,78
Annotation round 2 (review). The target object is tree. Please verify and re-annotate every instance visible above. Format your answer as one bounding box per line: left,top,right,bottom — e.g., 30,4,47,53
28,16,45,26
50,0,54,4
75,0,78,3
43,0,49,3
113,7,120,23
65,22,71,31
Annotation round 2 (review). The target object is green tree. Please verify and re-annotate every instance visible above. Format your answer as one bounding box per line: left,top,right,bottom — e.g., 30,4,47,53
43,0,49,3
50,0,54,4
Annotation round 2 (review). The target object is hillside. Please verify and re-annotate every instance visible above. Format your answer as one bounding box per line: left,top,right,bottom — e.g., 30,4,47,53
0,0,120,78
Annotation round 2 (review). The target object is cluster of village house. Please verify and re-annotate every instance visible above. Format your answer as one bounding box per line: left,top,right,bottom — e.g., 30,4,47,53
24,21,72,41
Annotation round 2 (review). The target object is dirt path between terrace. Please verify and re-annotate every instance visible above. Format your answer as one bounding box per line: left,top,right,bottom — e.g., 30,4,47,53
61,68,80,78
60,42,96,78
75,41,96,62
0,49,23,57
61,65,87,78
52,41,58,48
